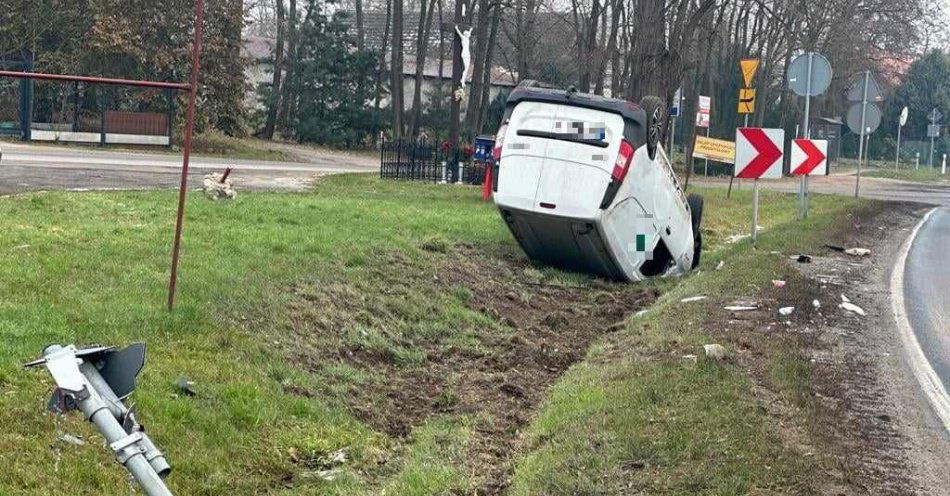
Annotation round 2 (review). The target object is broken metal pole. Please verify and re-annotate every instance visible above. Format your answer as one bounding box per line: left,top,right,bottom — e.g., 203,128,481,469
25,344,173,496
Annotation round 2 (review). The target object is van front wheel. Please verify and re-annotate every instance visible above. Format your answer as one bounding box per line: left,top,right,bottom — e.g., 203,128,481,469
640,96,666,160
687,193,704,269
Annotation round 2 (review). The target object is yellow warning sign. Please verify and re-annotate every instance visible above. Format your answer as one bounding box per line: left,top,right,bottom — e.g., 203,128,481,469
693,135,736,164
740,58,760,88
738,88,756,114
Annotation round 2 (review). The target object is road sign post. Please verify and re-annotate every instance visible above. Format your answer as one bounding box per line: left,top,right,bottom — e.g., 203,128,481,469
788,53,831,218
735,127,784,245
896,106,908,169
928,108,942,169
696,95,711,176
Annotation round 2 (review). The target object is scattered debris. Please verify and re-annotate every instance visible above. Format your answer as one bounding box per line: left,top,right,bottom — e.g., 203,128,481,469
779,306,795,316
772,280,786,288
824,244,846,252
841,294,851,303
813,299,821,309
703,344,728,360
726,233,750,244
839,302,866,316
716,260,725,270
725,305,757,312
680,296,707,303
175,377,197,396
316,469,342,481
202,171,237,200
56,433,86,446
319,448,348,467
844,247,871,257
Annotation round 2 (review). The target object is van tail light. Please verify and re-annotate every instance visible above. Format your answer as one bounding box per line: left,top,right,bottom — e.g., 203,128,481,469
611,140,635,181
492,123,507,162
600,140,637,209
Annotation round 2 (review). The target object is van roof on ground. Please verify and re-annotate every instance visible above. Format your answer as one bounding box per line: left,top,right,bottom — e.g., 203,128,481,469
506,87,648,125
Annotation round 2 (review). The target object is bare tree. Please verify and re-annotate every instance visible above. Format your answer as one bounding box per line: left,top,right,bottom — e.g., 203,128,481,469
391,0,405,139
409,0,438,137
262,0,285,139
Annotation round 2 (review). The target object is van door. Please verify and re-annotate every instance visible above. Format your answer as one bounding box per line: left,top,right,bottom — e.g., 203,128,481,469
533,104,625,220
494,101,557,212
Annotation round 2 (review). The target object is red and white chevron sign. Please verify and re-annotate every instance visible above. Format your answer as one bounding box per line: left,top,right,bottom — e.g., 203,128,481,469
790,139,828,176
734,127,784,179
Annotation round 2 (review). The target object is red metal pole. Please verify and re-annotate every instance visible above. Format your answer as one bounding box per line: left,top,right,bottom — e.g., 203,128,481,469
167,0,205,312
0,70,189,91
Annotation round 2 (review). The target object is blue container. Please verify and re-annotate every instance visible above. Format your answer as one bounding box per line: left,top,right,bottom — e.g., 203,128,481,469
473,135,495,162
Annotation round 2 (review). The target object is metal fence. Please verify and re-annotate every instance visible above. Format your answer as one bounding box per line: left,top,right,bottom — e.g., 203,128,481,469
380,138,486,184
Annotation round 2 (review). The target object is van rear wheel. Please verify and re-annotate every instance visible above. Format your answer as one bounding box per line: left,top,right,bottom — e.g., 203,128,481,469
687,193,704,269
640,96,666,160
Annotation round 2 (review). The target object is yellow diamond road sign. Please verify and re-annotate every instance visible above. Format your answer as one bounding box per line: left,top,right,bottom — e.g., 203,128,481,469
740,58,760,88
738,88,756,114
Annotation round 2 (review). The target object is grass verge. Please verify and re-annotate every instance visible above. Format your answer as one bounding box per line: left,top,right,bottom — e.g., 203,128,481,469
0,176,867,494
862,166,948,183
507,187,870,495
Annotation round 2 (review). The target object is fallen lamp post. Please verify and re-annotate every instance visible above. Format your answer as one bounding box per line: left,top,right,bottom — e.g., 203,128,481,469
25,343,173,496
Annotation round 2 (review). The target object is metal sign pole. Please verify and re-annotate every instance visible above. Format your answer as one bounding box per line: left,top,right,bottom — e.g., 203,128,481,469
704,127,710,176
799,53,813,218
751,179,759,245
670,115,676,165
930,134,935,169
855,71,869,198
167,0,205,311
895,120,902,169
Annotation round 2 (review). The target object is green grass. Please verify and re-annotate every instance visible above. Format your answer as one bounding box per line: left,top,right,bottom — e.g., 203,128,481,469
862,166,949,183
0,175,506,494
507,187,868,495
0,176,866,494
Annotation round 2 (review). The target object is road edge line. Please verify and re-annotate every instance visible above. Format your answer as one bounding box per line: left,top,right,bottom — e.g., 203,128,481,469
890,207,950,433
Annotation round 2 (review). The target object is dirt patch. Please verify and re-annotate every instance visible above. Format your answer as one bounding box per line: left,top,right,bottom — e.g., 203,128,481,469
702,202,949,494
283,245,655,493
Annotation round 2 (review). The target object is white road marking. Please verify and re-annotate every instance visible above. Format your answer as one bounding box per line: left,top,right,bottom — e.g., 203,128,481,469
890,207,950,433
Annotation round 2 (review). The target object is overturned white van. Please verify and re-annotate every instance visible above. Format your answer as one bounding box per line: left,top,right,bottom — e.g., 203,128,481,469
491,86,703,282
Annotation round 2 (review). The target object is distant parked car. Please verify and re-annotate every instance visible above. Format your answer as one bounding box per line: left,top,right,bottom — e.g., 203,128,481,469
491,84,703,281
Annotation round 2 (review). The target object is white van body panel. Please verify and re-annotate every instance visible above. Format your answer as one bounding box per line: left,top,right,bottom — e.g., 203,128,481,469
494,99,696,281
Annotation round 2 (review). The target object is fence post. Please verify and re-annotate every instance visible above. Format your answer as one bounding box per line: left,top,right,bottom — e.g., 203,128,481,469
165,88,175,147
99,90,108,146
20,50,33,141
379,138,385,178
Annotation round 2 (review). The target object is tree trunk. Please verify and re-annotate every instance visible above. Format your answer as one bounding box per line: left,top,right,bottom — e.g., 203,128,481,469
578,0,600,92
475,4,500,134
464,0,491,136
448,0,465,153
262,0,285,139
409,0,438,137
277,0,298,134
374,0,392,119
597,0,621,96
391,0,405,139
355,0,364,52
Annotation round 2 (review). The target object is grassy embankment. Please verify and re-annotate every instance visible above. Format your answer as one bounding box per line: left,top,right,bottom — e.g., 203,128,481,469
0,175,865,494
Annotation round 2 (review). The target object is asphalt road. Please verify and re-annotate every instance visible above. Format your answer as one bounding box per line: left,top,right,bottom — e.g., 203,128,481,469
900,207,950,432
0,141,378,195
693,174,950,206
